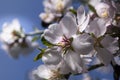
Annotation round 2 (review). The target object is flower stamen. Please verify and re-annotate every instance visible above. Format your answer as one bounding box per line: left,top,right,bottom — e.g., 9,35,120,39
56,0,64,12
57,35,71,48
100,8,109,18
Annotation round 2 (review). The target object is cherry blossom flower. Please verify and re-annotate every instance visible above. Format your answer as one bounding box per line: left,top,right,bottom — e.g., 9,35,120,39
0,19,24,44
40,0,72,23
95,2,115,19
43,0,72,15
39,12,55,23
85,18,110,37
31,61,70,80
42,13,94,73
94,35,119,65
89,0,116,19
0,19,38,59
1,37,38,59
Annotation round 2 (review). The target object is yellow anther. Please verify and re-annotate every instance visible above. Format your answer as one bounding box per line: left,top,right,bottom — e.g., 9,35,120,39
57,42,65,47
101,11,109,18
42,13,49,20
56,0,64,12
49,70,61,80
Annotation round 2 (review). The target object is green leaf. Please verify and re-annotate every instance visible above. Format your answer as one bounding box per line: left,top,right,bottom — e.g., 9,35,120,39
69,9,77,15
88,4,97,14
32,36,39,42
34,53,43,61
34,49,45,61
41,37,54,47
34,52,44,61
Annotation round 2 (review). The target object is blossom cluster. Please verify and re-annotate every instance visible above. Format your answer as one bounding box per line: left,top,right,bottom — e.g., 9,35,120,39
0,0,120,80
39,0,72,26
32,0,120,80
0,19,38,59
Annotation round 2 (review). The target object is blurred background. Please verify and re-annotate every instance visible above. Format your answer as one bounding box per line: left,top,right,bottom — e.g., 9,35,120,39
0,0,114,80
0,0,43,80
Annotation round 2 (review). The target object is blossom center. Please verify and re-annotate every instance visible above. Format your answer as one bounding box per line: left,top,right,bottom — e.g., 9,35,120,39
57,35,71,48
42,13,49,20
49,70,61,80
100,8,109,18
12,30,21,38
56,0,64,12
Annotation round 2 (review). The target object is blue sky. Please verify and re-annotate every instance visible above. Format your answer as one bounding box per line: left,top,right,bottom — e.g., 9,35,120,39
0,0,44,80
0,0,114,80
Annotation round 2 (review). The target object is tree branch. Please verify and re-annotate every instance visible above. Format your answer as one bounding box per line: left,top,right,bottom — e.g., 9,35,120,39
25,30,44,36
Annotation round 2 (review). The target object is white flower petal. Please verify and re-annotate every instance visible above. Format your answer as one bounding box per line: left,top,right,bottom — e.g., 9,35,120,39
64,50,87,74
101,35,119,54
79,14,90,32
95,3,109,17
44,23,63,44
59,13,77,38
1,44,21,59
57,60,71,74
39,12,55,23
32,65,54,80
89,0,101,7
96,48,113,65
21,37,39,56
95,2,115,18
77,5,86,26
72,33,94,55
43,0,72,17
42,47,62,65
48,23,63,37
85,18,107,37
0,19,22,43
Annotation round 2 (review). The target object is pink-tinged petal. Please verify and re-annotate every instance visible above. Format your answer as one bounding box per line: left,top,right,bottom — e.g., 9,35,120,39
101,35,119,54
42,47,62,65
64,50,87,74
72,33,94,55
96,47,113,65
59,13,77,38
